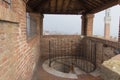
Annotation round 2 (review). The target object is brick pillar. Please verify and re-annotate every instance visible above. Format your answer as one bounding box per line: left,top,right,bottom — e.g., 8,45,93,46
81,14,94,36
81,14,87,36
40,14,44,36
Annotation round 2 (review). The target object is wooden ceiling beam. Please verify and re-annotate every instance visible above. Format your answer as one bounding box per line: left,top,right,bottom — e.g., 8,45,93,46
80,0,94,9
27,0,37,8
63,0,71,12
34,0,49,12
61,0,65,12
118,0,120,4
50,0,56,12
90,1,102,7
81,0,97,8
48,0,51,12
88,0,118,13
40,11,80,15
78,0,89,10
55,0,58,12
57,0,64,12
27,0,119,15
26,0,34,12
43,1,50,12
96,0,104,4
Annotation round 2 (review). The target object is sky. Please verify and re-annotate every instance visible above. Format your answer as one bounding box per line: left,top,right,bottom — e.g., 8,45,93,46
93,5,120,37
43,5,120,37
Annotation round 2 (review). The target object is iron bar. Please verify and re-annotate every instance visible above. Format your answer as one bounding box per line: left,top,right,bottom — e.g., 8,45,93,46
49,40,51,67
48,38,97,73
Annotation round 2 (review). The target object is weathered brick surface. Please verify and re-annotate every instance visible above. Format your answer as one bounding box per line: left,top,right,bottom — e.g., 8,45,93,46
81,14,94,36
87,37,120,66
41,36,119,66
40,35,82,60
0,0,42,80
0,1,19,22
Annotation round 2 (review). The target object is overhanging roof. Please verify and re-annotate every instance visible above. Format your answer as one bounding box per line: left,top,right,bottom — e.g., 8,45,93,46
27,0,119,14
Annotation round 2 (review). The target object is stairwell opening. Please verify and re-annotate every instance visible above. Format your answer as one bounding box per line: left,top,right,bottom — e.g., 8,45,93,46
42,37,99,79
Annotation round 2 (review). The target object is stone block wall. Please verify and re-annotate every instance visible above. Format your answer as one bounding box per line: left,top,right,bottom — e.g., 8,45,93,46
0,0,42,80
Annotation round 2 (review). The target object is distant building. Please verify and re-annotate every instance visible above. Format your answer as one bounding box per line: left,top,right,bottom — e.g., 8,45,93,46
104,8,111,39
43,30,80,35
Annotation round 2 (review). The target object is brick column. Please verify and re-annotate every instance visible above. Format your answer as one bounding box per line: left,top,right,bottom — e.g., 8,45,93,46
81,14,87,36
40,14,44,36
81,14,94,36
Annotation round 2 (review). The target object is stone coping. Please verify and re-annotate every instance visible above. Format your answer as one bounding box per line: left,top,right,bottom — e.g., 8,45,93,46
100,65,120,80
102,54,120,75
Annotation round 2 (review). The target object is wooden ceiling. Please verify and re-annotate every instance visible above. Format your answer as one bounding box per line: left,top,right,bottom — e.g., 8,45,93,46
27,0,119,14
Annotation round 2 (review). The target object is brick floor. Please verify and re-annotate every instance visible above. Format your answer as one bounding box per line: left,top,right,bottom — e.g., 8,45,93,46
32,59,103,80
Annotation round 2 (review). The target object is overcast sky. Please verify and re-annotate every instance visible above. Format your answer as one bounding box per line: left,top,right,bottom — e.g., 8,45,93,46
43,5,120,37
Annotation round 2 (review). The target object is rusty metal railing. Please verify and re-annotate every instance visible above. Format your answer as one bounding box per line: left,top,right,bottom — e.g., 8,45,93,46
48,38,97,73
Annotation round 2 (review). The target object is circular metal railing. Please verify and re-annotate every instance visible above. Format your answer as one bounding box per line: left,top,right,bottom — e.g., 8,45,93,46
48,38,96,73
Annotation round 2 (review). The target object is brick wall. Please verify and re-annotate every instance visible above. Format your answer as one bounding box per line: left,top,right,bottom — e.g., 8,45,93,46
0,0,42,80
87,37,120,66
40,35,82,60
41,35,120,67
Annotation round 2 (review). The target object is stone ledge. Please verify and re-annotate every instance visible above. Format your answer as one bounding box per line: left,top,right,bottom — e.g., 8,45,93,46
103,59,120,75
100,54,120,80
0,5,19,23
100,65,120,80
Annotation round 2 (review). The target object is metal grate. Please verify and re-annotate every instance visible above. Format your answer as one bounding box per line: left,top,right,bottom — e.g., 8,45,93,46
48,38,96,73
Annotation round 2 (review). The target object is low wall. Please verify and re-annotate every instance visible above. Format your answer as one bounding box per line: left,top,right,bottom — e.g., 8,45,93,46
86,37,120,66
40,36,120,67
40,35,82,60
